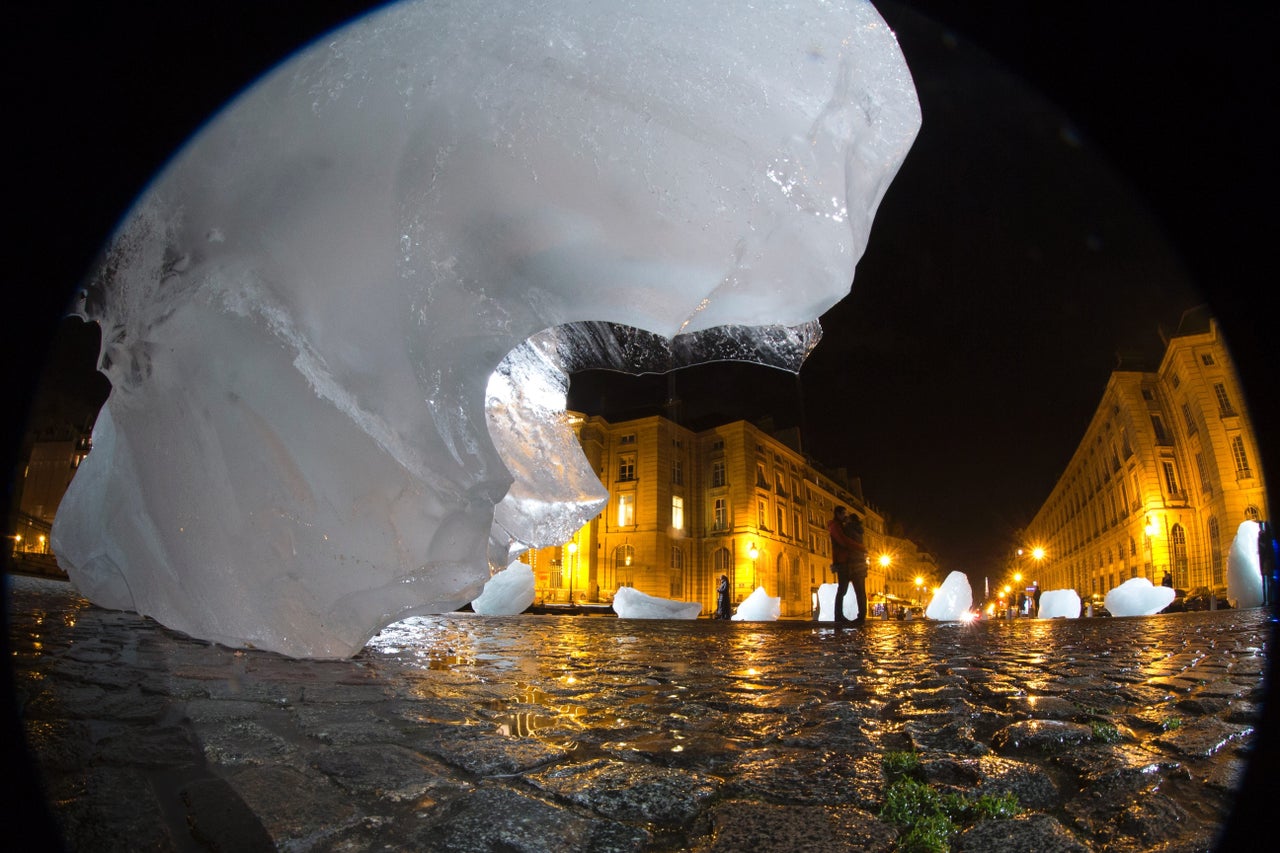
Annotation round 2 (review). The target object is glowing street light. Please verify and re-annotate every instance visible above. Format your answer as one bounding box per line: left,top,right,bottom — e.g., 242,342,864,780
566,540,578,602
748,542,759,589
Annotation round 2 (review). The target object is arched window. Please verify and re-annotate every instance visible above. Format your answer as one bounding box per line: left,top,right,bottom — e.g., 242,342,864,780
1245,505,1260,521
1208,517,1223,586
1171,524,1188,587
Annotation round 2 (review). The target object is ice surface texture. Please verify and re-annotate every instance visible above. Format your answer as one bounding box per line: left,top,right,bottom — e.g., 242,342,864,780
732,587,782,621
51,0,920,658
1103,577,1175,617
1037,589,1081,619
925,571,973,621
612,586,702,619
1227,521,1264,608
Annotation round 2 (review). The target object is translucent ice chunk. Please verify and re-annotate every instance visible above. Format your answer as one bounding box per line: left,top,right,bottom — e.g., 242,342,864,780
815,582,860,621
51,0,920,658
1103,577,1175,617
1036,589,1081,619
1227,520,1265,609
612,586,702,620
924,571,973,621
732,587,782,621
470,562,536,616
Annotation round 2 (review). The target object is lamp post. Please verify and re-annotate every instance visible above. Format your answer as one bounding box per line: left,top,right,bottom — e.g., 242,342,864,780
878,553,892,618
566,540,578,603
748,542,759,592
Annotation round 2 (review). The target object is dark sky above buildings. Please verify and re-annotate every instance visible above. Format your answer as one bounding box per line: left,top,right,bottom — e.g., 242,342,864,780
4,2,1276,587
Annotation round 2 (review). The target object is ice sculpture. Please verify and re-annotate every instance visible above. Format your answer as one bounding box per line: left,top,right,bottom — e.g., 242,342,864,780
815,582,860,621
611,586,702,620
1227,521,1264,608
1103,577,1175,617
50,0,920,658
469,561,536,616
924,571,973,621
732,587,782,621
1036,589,1081,619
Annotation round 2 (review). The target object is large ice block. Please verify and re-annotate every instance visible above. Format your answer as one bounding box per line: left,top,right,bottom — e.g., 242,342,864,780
612,586,702,620
51,0,920,658
924,571,973,621
1104,577,1175,617
1036,589,1081,619
1227,521,1264,608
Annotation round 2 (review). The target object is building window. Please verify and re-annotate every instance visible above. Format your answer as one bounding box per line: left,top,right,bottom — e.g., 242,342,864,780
619,433,637,444
1120,428,1133,459
1246,505,1260,521
1214,383,1237,417
618,455,636,482
1171,524,1188,587
1208,517,1223,586
1150,414,1170,445
711,439,724,451
713,498,727,531
756,463,769,489
1171,372,1180,389
1161,460,1181,497
671,458,683,486
774,472,787,496
776,506,786,536
1181,402,1198,435
618,494,635,527
757,499,768,529
1196,452,1212,496
1230,435,1252,478
710,460,726,488
1201,352,1215,366
670,548,684,598
671,496,684,531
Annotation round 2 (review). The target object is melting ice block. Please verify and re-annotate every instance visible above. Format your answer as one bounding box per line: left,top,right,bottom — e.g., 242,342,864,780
732,587,782,621
815,582,860,621
1227,521,1264,608
470,561,536,616
50,0,920,658
1036,589,1081,619
925,571,973,621
612,587,702,620
1104,577,1175,617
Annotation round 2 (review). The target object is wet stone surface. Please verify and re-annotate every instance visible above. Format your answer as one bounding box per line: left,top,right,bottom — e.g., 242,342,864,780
7,575,1272,852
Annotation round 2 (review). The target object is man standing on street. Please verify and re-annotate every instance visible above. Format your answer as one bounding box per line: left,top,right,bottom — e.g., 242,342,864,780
828,506,868,625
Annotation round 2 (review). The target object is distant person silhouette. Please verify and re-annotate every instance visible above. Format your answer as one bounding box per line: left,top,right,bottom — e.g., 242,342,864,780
715,574,731,619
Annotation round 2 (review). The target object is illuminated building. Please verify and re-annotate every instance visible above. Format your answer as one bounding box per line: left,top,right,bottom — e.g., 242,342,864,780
526,412,936,617
1023,308,1267,596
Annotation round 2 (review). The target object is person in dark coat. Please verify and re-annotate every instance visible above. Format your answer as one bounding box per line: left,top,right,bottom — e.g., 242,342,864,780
827,506,867,624
715,574,731,619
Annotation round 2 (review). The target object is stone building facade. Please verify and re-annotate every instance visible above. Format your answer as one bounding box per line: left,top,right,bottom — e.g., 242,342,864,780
526,411,939,617
1023,309,1268,598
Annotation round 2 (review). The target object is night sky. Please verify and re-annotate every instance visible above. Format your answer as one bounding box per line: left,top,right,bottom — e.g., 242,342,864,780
4,2,1276,581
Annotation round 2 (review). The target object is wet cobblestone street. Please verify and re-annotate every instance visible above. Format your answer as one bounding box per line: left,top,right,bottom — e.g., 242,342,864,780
7,575,1275,852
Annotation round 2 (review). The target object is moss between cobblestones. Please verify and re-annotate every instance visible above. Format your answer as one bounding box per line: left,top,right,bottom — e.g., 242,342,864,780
879,752,1020,853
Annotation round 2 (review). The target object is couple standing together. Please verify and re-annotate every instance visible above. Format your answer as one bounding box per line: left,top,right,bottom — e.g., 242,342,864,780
827,505,868,625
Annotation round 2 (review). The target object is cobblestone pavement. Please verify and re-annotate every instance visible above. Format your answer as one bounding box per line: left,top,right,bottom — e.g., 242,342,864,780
6,575,1276,852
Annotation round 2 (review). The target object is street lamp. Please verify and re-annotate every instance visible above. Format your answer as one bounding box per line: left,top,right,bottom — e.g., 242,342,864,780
748,542,759,590
566,541,578,602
